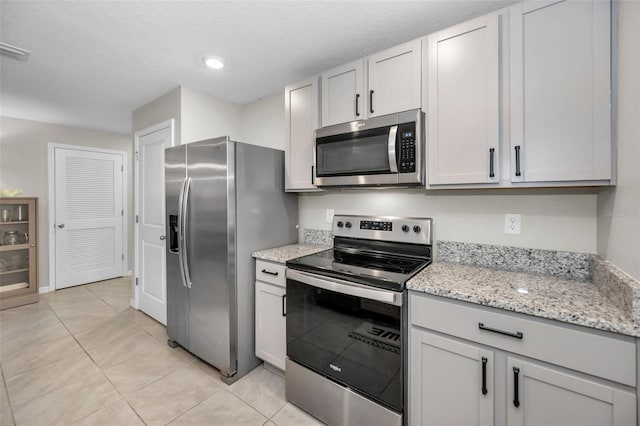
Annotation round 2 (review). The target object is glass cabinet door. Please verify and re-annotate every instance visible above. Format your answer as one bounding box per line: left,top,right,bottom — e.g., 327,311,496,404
0,198,38,307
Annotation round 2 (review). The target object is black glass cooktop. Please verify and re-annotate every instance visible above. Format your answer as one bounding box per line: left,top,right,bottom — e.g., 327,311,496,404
286,248,430,292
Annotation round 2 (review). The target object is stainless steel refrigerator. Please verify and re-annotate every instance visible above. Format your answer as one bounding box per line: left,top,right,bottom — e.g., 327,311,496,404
164,137,298,383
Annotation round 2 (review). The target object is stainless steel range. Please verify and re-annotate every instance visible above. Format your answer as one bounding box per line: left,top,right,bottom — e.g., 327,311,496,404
285,215,433,426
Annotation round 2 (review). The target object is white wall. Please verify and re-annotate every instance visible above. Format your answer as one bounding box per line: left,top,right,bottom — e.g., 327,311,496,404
132,87,181,142
597,1,640,280
239,93,285,150
0,116,133,290
299,190,598,253
181,87,241,144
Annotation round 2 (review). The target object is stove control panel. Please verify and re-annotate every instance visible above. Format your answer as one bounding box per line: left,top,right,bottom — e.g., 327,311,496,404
360,220,392,231
333,214,432,245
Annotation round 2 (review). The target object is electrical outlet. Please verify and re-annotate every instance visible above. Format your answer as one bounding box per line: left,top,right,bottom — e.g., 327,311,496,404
504,214,521,234
326,209,334,223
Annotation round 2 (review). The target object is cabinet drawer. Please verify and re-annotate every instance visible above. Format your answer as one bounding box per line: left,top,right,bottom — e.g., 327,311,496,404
255,260,285,287
410,293,636,387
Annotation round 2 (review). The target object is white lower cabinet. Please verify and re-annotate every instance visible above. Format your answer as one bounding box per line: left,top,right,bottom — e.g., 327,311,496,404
255,260,286,371
410,328,494,426
409,293,637,426
507,357,636,426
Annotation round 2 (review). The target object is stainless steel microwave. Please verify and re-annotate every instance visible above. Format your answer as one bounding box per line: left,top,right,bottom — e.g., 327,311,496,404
314,109,424,187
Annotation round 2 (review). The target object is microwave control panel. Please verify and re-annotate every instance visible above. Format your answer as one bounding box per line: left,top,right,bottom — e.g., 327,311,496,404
398,123,416,173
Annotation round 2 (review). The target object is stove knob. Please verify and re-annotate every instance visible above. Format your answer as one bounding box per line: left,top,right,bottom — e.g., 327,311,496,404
402,225,410,233
413,225,421,233
345,222,352,228
337,221,344,228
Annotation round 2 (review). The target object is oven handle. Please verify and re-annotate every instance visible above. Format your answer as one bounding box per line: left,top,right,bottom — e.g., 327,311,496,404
388,125,398,173
286,269,402,306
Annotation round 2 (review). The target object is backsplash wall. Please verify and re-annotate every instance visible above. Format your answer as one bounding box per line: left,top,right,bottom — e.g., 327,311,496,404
298,190,598,254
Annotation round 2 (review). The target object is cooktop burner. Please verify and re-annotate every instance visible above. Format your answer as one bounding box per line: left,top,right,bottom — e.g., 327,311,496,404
287,247,430,291
287,215,433,292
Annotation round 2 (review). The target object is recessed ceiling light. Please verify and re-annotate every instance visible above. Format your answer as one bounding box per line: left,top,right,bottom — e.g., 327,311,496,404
203,57,224,70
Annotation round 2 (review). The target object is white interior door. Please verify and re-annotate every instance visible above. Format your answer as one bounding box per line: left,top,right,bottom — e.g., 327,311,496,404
55,148,124,289
136,126,172,325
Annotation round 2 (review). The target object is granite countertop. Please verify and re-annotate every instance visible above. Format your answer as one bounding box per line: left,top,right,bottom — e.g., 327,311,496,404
252,243,330,264
407,261,637,337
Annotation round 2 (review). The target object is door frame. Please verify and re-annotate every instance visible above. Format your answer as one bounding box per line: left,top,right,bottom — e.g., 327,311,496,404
132,119,175,309
47,143,128,292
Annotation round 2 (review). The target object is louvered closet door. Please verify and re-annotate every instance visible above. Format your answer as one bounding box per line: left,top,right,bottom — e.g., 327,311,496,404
55,148,124,289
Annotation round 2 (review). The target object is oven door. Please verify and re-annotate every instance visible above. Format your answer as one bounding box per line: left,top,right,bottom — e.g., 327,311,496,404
285,268,404,412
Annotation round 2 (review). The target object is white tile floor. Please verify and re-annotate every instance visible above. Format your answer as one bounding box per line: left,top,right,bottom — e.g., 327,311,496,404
0,277,324,426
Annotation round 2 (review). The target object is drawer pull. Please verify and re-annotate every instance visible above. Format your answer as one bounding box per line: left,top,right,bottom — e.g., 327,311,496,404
478,322,523,339
481,357,488,395
513,367,520,407
261,269,279,276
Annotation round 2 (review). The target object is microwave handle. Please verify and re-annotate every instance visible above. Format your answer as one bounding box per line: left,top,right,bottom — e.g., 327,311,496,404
388,125,399,173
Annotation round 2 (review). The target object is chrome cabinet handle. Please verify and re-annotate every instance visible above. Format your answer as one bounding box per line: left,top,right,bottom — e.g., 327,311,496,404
58,224,65,228
261,269,279,276
160,235,166,240
514,146,522,177
369,90,374,114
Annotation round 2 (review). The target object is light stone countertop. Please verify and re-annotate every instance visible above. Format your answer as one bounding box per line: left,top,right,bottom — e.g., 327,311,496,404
407,262,637,337
252,244,330,264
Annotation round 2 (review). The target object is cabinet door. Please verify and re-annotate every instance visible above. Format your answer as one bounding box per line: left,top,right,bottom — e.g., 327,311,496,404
321,60,365,127
368,39,422,118
285,76,320,191
427,14,501,185
507,357,636,426
409,327,494,426
510,0,611,182
255,280,286,370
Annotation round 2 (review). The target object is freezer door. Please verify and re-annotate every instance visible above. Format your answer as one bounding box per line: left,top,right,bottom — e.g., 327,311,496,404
186,138,235,376
165,144,189,348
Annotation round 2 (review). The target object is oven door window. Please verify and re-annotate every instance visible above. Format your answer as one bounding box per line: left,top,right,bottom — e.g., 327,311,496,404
286,279,402,412
316,127,392,177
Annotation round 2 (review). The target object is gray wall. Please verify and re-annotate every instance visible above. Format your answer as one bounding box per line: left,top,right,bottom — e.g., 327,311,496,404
0,116,133,290
597,0,640,280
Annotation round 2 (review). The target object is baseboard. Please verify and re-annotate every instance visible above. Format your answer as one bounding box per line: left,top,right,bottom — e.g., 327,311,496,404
39,286,50,294
130,298,136,309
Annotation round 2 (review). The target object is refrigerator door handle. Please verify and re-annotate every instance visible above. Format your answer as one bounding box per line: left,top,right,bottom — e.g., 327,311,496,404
181,177,193,288
177,177,188,288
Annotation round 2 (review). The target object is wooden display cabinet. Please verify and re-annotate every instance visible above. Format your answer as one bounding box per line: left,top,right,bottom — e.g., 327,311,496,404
0,197,38,310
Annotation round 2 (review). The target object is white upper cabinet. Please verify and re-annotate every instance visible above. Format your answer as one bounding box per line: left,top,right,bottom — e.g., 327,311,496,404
321,60,365,127
367,39,422,118
285,76,320,191
427,14,501,185
510,0,612,183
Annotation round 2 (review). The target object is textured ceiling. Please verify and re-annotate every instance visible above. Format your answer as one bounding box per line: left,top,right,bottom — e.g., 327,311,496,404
1,0,516,134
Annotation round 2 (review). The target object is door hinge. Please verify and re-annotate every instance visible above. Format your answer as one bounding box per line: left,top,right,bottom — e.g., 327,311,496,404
122,253,124,260
121,165,124,172
135,151,139,161
121,209,124,216
135,214,139,223
135,277,139,286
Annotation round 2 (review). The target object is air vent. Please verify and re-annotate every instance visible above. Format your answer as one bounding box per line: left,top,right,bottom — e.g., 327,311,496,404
0,42,31,62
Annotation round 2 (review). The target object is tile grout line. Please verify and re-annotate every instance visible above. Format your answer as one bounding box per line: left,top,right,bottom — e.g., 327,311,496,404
0,365,16,426
42,289,150,426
